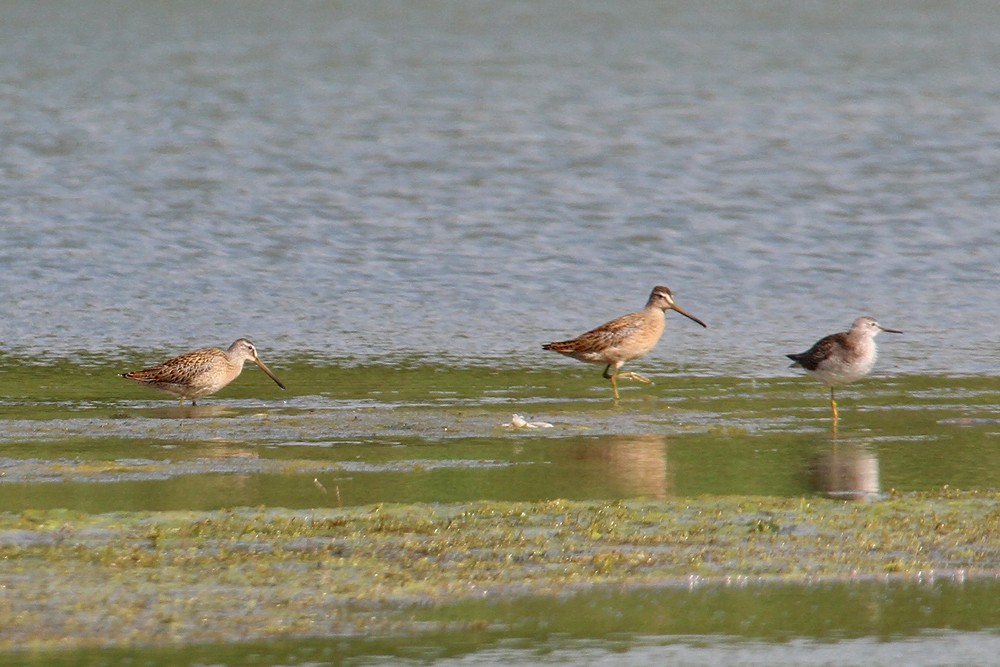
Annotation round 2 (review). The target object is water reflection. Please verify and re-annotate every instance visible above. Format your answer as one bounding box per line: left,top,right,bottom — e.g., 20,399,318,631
185,441,260,460
568,434,669,499
810,441,880,502
148,405,236,419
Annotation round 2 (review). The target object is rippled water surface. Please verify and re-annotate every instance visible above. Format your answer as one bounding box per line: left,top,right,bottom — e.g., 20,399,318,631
1,0,999,375
1,1,999,665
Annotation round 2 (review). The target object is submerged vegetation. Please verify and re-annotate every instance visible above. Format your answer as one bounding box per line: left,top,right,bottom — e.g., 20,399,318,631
2,490,999,650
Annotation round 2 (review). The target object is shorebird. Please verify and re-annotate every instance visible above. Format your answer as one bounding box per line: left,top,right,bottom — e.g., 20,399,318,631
121,338,286,405
787,316,901,423
543,285,707,400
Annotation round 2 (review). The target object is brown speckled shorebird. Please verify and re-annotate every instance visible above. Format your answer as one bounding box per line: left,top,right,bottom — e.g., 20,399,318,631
787,316,902,424
120,338,285,405
543,285,707,400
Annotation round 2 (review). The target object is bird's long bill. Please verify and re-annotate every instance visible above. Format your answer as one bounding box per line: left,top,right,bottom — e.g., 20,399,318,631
672,304,708,328
880,325,903,334
253,357,287,390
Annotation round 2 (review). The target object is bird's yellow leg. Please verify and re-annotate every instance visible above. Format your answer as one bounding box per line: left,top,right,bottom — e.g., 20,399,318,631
603,364,621,400
617,371,652,385
602,364,652,399
830,387,838,425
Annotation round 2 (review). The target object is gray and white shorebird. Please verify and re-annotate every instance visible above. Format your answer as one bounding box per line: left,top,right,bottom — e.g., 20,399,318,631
787,316,902,422
121,338,285,405
543,285,707,400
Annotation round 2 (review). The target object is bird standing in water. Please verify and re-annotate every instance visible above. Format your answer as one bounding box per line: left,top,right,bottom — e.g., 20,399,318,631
787,316,902,425
543,285,707,400
121,338,285,405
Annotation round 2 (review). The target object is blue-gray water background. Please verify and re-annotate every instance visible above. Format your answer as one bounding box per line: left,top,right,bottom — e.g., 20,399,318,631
2,0,998,376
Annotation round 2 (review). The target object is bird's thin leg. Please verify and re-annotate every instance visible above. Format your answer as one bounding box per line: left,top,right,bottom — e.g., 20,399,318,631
617,371,652,385
603,364,621,400
830,387,838,424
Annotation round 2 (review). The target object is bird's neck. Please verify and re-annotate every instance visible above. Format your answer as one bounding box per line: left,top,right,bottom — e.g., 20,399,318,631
847,334,877,359
646,305,667,328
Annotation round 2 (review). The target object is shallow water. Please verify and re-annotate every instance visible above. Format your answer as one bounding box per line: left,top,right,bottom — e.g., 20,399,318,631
2,0,1000,664
7,578,1000,666
2,360,999,664
1,361,998,512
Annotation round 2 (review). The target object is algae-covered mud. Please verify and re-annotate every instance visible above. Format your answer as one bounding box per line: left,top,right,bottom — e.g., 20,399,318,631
0,359,998,664
1,494,1000,655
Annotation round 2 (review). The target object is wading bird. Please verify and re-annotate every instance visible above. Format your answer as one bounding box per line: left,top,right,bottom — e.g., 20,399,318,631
543,286,707,400
121,338,285,405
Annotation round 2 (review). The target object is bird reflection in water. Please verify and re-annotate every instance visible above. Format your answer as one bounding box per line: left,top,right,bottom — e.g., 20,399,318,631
811,441,880,502
149,404,236,419
569,434,669,499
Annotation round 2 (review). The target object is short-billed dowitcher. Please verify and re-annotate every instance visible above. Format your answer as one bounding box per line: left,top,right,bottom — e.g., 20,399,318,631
543,285,707,400
787,316,902,423
120,338,286,405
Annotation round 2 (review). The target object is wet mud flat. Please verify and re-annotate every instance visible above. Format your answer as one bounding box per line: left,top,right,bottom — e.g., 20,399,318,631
1,489,999,652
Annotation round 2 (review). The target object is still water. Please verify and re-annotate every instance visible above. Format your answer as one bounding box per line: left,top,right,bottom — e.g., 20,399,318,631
1,0,999,664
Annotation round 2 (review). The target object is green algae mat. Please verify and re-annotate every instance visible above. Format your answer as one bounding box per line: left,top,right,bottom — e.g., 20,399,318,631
2,490,999,651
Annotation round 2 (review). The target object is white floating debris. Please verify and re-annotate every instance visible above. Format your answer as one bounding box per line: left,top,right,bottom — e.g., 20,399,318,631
507,414,554,429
